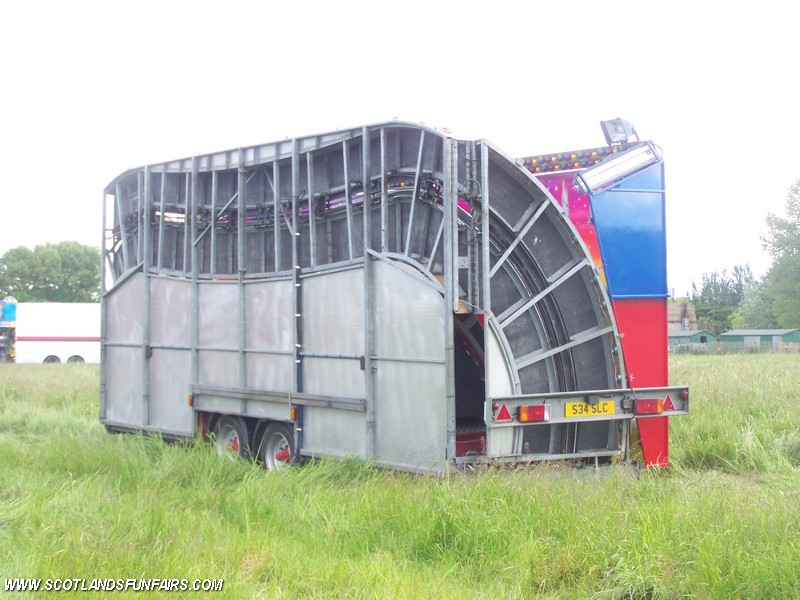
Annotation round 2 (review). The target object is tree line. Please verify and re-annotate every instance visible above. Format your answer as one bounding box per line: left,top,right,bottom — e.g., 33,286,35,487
0,241,100,303
690,180,800,334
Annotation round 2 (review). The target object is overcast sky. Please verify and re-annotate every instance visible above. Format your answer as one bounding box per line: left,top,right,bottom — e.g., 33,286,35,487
2,1,797,297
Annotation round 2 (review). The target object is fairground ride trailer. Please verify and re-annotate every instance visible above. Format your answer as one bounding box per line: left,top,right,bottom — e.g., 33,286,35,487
100,121,688,473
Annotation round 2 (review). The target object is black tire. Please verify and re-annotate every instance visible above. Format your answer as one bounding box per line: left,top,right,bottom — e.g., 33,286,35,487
258,423,294,471
213,415,250,460
67,355,85,363
43,355,61,364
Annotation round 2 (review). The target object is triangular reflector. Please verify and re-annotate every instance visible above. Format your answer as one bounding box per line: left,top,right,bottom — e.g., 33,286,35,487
663,395,675,411
495,403,513,423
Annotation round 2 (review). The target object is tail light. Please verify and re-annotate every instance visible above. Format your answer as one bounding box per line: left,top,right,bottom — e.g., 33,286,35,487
518,404,550,423
635,398,664,415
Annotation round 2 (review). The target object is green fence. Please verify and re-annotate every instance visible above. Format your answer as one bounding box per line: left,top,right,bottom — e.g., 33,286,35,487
670,342,800,355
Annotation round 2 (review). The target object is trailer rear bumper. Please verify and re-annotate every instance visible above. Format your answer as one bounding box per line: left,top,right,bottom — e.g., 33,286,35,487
489,385,689,426
475,386,689,464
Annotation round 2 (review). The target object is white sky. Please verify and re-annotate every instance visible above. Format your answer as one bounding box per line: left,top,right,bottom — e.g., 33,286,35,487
2,1,797,297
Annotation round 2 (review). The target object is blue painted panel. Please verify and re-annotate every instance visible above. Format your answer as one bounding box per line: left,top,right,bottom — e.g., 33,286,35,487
590,162,667,298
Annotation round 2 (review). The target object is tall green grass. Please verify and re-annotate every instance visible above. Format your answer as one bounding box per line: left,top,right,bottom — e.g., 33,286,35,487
670,354,800,472
1,356,799,598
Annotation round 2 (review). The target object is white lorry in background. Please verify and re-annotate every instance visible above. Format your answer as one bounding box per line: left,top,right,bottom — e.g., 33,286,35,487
13,303,101,364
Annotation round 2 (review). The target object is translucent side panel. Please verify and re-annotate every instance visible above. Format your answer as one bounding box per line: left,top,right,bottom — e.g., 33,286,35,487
197,350,240,387
302,408,367,459
244,280,293,353
302,269,365,357
105,272,145,345
149,277,191,348
148,348,193,434
372,260,446,471
104,346,144,426
198,283,239,349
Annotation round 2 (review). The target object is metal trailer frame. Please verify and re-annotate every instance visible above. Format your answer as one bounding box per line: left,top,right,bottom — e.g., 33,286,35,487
100,122,688,473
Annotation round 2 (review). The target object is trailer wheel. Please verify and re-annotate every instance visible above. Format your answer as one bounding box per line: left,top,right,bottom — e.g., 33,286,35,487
67,355,85,363
43,355,61,364
213,416,250,460
259,423,294,471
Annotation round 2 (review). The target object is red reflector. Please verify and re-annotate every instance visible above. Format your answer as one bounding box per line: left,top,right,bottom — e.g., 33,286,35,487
518,404,550,422
635,398,664,415
663,395,675,411
494,403,513,423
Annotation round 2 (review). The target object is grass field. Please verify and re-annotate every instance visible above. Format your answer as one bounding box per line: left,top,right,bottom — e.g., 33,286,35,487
1,355,799,598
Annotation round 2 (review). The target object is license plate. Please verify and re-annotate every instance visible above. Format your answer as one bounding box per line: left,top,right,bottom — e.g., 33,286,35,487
565,400,615,418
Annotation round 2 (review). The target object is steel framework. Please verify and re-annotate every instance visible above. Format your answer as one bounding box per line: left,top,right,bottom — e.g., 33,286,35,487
101,122,646,472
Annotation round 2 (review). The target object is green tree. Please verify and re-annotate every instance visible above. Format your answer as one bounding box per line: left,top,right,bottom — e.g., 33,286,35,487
765,256,800,327
763,180,800,327
0,242,100,302
764,180,800,259
691,265,754,334
731,280,777,329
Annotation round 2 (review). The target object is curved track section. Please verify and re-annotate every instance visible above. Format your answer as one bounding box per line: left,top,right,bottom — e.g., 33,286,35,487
482,148,623,396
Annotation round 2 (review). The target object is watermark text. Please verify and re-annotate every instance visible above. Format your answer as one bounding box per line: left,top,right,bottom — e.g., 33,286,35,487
4,578,223,592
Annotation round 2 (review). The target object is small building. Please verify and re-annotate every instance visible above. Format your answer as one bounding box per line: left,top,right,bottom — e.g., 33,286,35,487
667,300,697,332
719,329,800,350
668,330,716,353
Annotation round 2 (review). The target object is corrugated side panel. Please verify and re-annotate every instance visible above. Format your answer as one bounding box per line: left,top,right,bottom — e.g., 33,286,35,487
103,272,145,427
372,260,447,472
301,268,368,459
148,278,193,435
244,280,295,393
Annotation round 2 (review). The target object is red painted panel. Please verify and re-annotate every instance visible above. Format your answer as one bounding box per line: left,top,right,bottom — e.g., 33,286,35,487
612,298,670,466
